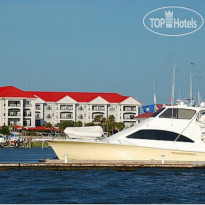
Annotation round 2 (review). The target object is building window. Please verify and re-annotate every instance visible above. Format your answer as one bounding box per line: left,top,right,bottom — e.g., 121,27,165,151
8,101,21,107
109,106,115,111
78,105,84,111
35,113,41,119
78,114,83,119
35,105,41,110
46,114,52,119
46,105,52,111
24,100,31,107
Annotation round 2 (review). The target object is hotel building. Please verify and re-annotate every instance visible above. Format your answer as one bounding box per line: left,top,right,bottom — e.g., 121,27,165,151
0,86,142,128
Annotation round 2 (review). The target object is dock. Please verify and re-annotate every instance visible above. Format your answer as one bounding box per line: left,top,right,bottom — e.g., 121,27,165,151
1,160,205,170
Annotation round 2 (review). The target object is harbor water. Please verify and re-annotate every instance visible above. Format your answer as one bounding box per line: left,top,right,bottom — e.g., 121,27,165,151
0,148,205,204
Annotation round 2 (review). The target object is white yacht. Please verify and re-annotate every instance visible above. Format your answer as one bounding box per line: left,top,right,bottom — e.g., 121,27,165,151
47,102,205,162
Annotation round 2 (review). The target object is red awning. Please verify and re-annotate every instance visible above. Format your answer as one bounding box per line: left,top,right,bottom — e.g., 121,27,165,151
15,126,24,130
27,126,47,131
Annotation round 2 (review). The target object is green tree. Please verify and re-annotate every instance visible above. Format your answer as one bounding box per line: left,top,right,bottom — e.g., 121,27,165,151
59,120,75,131
75,121,83,127
94,115,101,125
45,122,52,129
108,115,115,122
107,115,116,135
0,125,10,135
115,122,125,131
100,117,107,131
84,122,95,126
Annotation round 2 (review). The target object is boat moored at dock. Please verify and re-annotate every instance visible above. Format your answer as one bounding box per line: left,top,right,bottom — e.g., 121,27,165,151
47,101,205,162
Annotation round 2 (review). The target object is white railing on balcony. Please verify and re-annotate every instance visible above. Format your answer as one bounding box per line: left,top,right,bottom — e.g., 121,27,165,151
123,107,136,111
8,104,21,107
123,115,135,120
109,108,115,111
60,115,73,119
24,113,31,117
24,104,32,107
92,108,105,111
78,115,83,119
8,112,21,117
9,121,21,126
60,106,73,111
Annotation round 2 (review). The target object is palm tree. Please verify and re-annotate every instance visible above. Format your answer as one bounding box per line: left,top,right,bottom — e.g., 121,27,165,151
115,122,125,131
59,120,75,131
101,117,107,132
94,115,101,125
108,115,116,135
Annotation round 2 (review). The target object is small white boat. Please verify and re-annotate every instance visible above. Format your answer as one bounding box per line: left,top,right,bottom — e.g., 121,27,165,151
10,132,23,147
47,101,205,162
0,135,6,147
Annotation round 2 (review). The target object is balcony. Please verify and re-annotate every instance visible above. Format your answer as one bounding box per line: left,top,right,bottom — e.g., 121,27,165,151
35,114,41,119
8,112,21,117
60,105,73,111
92,106,105,111
35,106,41,110
8,120,21,126
24,102,32,107
46,115,52,119
123,106,136,112
24,113,31,117
92,113,104,120
78,107,84,111
78,115,83,120
23,120,31,126
109,108,115,112
8,103,21,107
123,114,135,120
60,115,73,119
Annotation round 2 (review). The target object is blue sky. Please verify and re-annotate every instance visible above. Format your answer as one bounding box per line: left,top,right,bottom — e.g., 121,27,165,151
0,0,204,105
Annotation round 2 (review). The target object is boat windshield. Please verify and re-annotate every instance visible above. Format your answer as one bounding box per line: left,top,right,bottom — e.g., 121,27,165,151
159,108,196,119
152,108,165,117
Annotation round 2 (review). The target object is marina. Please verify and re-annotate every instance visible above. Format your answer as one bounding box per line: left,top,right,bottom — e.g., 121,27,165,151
0,144,205,204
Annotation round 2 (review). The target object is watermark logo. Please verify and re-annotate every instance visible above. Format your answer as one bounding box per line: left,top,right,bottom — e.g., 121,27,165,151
143,6,204,36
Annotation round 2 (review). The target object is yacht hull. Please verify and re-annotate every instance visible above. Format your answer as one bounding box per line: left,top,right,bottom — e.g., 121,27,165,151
47,140,205,162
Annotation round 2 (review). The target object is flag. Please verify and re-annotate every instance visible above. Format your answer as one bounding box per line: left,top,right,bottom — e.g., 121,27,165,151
142,104,155,113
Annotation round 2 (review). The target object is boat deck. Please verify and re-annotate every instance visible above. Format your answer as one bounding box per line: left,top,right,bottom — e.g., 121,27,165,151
1,160,205,170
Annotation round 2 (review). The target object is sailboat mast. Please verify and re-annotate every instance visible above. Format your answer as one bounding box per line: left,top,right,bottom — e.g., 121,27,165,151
171,65,176,106
190,71,192,101
153,76,157,105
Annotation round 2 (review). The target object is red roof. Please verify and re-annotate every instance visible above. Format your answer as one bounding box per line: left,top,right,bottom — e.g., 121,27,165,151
26,91,129,103
135,112,153,119
0,85,134,103
0,86,35,98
